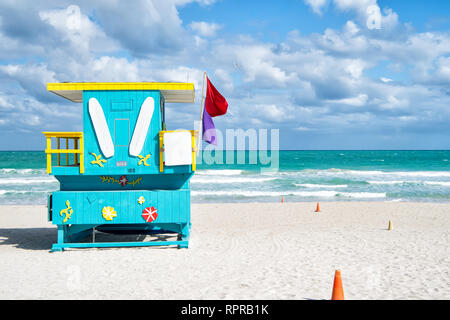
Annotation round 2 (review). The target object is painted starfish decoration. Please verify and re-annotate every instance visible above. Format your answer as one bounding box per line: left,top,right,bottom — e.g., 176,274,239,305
90,152,107,167
138,153,151,166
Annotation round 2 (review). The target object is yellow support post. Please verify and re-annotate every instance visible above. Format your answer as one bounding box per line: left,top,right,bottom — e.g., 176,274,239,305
79,135,84,174
46,137,52,174
191,130,196,171
159,132,164,172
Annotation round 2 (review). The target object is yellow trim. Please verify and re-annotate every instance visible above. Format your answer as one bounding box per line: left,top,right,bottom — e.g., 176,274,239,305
42,132,84,174
159,130,198,172
45,149,81,154
46,137,52,174
191,131,197,171
47,82,195,103
80,135,84,174
43,132,83,138
159,132,164,172
47,82,194,91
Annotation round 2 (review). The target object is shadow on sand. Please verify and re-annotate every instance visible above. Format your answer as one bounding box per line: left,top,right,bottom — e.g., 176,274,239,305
0,227,56,251
0,227,179,251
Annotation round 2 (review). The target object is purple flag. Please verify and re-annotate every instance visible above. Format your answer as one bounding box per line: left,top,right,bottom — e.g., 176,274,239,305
202,108,217,145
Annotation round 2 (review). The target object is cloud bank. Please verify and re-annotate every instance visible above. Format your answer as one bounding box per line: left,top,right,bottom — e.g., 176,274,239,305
0,0,449,149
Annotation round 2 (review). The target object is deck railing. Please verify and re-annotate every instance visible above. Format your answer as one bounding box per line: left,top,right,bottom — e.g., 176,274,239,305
42,132,84,174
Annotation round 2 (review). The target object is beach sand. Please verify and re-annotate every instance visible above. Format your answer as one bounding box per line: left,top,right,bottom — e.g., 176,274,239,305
0,202,448,300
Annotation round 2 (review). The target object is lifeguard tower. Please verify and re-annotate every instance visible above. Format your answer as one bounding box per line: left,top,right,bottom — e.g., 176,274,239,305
43,82,197,251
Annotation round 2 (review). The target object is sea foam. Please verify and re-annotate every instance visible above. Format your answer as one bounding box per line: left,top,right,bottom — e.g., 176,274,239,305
196,169,244,176
192,190,386,198
294,183,348,189
191,176,276,184
0,178,57,185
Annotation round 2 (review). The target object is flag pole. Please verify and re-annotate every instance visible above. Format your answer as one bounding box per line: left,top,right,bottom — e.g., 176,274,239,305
197,71,207,155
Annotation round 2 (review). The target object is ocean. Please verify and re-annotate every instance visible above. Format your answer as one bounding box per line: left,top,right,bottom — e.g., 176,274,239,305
0,150,449,204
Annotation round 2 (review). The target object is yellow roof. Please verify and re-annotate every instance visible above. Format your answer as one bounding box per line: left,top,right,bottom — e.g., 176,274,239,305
47,82,195,103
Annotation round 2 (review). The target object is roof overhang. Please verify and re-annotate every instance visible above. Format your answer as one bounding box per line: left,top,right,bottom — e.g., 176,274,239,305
47,82,195,103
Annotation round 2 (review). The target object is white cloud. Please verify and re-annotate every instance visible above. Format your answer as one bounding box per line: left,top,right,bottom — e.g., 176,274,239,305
258,104,288,122
345,59,366,78
379,95,408,110
0,64,57,102
213,41,297,88
334,0,399,31
306,0,399,31
190,21,222,37
304,0,328,15
174,0,217,5
39,5,119,54
295,126,314,132
436,57,450,80
333,0,376,11
213,69,234,92
344,20,360,35
1,0,450,149
87,57,138,82
329,94,369,107
0,95,14,110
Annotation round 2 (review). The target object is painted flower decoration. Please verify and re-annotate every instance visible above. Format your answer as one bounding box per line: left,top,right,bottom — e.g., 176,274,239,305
102,206,117,221
137,196,145,204
142,207,158,223
119,175,128,186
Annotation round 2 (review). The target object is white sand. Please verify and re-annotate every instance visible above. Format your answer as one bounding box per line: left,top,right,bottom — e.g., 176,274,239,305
0,202,449,300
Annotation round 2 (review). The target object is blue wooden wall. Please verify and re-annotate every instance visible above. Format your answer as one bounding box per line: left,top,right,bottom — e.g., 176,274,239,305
83,90,163,175
51,189,190,225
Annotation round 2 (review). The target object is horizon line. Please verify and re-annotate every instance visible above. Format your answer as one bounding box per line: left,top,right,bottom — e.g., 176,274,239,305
0,149,449,152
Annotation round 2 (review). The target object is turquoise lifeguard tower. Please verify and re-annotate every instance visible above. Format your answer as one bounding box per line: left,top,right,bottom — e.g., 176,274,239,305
43,82,198,251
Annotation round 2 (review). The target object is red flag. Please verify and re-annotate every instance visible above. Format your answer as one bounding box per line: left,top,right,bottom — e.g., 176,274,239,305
204,77,228,117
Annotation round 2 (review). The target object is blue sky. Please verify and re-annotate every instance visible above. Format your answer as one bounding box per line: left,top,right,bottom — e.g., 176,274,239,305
0,0,450,150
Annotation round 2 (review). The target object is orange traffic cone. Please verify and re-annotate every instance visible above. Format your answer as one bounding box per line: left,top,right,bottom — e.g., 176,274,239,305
315,202,320,212
331,270,344,300
281,196,285,203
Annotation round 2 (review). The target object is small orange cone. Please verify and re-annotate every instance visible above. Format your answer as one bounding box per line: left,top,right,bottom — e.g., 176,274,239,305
315,202,320,212
331,270,344,300
281,196,285,203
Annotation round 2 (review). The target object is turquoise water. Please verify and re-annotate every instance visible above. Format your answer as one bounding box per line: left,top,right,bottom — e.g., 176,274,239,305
0,150,449,204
